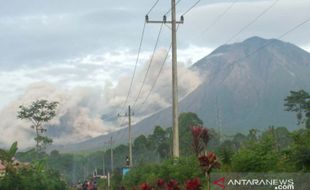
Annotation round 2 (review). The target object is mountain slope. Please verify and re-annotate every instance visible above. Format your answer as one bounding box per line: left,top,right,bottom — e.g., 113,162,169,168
54,36,310,152
186,36,310,132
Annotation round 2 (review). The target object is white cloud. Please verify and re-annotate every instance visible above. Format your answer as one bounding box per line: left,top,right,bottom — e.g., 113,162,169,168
180,0,310,48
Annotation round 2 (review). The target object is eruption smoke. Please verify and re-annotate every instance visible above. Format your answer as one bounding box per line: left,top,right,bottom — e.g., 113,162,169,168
0,49,201,149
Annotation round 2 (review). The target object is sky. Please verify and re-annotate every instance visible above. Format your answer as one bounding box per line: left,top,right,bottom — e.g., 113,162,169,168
0,0,309,148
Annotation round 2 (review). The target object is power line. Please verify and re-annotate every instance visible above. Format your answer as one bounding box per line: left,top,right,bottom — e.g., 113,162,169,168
133,23,164,107
225,0,279,44
114,2,161,120
277,17,310,39
202,0,238,33
117,1,162,116
141,44,172,107
226,17,310,67
147,0,161,15
119,22,147,114
139,25,180,109
182,0,202,16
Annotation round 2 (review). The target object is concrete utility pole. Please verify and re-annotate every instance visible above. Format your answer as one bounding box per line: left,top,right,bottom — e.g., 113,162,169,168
146,0,183,158
216,96,223,142
118,105,133,167
110,136,113,172
102,148,105,176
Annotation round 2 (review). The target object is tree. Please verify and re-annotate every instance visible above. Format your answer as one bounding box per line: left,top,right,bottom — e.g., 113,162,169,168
179,113,203,156
217,140,234,171
284,90,310,129
231,133,247,149
149,126,170,160
231,134,280,172
17,99,58,152
286,129,310,171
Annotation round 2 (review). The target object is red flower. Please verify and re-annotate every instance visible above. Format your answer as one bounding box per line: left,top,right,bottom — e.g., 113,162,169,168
198,155,209,167
166,179,180,190
191,126,204,156
200,128,209,146
191,126,203,137
185,178,201,190
157,179,165,188
191,126,210,156
198,152,221,173
140,183,152,190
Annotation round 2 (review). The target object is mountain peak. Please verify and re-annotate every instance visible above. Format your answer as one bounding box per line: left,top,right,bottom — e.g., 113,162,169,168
193,36,310,70
243,36,269,44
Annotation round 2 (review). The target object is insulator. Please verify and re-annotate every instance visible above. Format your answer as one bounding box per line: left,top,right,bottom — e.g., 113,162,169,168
145,15,149,22
181,15,184,23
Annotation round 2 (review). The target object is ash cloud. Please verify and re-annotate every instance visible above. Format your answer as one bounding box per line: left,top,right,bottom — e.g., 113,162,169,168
0,82,113,148
0,49,202,149
103,48,202,120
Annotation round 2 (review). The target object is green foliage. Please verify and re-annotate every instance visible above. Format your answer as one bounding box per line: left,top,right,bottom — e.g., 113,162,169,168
229,126,310,172
231,133,247,149
0,141,18,163
284,90,310,128
285,129,310,171
11,108,310,188
216,140,234,171
148,126,171,160
231,134,280,172
17,99,58,122
17,99,59,152
179,112,203,156
122,156,203,189
0,164,68,190
0,142,68,190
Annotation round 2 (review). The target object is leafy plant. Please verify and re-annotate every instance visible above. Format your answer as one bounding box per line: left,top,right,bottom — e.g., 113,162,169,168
17,99,58,152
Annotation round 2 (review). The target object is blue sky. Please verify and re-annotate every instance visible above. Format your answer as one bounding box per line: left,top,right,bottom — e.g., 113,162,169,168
0,0,309,147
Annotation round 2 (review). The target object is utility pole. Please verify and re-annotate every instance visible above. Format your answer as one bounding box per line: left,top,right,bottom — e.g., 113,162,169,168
102,147,105,176
110,136,113,172
118,105,133,167
216,96,223,142
146,0,183,158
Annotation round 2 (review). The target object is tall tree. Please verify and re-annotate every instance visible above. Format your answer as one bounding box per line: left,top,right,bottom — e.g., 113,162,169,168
17,99,58,152
179,112,203,156
149,126,170,160
284,90,310,129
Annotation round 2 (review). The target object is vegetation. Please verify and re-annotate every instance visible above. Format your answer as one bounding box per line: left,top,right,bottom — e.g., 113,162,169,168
0,142,67,190
1,90,309,189
284,90,310,129
17,99,58,152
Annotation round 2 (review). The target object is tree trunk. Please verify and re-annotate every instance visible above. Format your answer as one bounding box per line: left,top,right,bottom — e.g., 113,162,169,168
207,172,211,190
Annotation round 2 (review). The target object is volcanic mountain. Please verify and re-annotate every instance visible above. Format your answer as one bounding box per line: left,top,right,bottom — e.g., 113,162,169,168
55,36,310,152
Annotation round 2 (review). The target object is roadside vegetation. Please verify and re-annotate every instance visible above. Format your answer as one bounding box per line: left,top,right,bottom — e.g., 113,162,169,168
0,90,309,189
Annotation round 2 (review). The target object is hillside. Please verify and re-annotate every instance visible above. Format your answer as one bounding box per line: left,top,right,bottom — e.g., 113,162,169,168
53,36,310,152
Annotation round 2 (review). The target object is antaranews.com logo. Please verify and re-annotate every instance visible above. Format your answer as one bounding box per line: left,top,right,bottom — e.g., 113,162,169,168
211,173,309,190
213,177,294,189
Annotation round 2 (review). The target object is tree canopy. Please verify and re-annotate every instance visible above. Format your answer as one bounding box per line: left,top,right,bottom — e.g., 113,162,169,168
17,99,58,151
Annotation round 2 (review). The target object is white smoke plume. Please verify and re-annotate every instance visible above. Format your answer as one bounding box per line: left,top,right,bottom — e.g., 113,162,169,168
105,48,202,119
0,82,114,148
0,49,202,149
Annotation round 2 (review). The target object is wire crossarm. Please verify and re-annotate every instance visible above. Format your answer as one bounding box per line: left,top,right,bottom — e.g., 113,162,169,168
145,14,184,24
